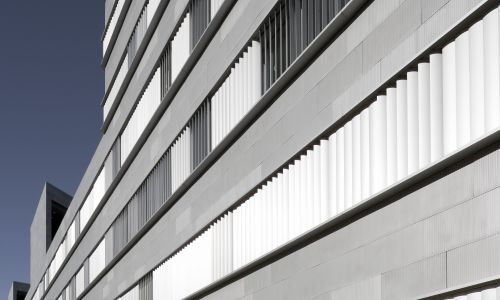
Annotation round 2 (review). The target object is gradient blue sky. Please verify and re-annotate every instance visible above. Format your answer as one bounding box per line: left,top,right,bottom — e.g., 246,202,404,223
0,1,104,297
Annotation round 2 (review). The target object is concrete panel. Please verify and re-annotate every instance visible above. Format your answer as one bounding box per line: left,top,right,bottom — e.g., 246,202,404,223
322,275,381,300
422,0,450,22
447,232,500,288
417,0,483,51
362,0,422,72
344,0,403,54
381,254,446,300
473,147,500,197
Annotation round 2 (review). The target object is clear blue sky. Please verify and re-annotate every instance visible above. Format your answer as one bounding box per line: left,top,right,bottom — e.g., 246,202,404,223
0,1,103,297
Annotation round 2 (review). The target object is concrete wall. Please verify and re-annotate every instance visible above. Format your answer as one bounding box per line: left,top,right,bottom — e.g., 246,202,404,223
29,183,72,285
34,0,498,299
8,282,30,300
30,186,48,285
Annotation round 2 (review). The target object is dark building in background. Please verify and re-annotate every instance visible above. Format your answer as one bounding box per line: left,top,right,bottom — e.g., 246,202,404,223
15,0,500,299
8,281,29,300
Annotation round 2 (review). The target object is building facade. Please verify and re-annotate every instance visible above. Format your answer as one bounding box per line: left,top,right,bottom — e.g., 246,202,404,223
8,282,29,300
21,0,500,299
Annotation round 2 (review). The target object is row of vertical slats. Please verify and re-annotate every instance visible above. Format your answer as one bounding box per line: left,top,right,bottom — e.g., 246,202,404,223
88,239,106,283
210,0,223,18
75,266,84,298
112,209,128,257
160,45,171,100
109,149,170,258
151,230,213,299
62,278,76,300
121,68,161,164
113,6,500,300
139,273,153,300
119,286,139,300
171,13,191,82
261,0,349,92
102,0,126,56
103,54,129,120
171,128,191,193
210,41,262,147
128,10,148,68
190,0,210,50
80,167,106,231
190,101,211,170
147,0,162,26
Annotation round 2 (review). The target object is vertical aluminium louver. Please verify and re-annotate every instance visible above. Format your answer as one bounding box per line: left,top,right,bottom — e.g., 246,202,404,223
210,41,262,147
190,101,211,170
147,0,161,25
102,0,126,56
118,285,139,300
160,46,171,99
103,55,129,119
121,68,161,164
75,266,84,298
260,0,347,93
210,0,223,19
88,239,106,283
190,0,210,49
171,13,191,82
138,273,153,300
128,10,148,68
171,128,191,193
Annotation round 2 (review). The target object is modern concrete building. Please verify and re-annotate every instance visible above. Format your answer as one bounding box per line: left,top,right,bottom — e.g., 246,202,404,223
19,0,500,299
8,282,29,300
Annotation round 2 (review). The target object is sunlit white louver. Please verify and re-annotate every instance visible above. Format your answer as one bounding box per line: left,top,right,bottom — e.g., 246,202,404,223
147,0,161,26
118,285,139,300
75,266,85,298
79,167,106,230
153,230,213,300
171,13,191,82
171,127,191,192
89,239,106,283
210,40,262,147
103,0,126,56
210,0,224,17
120,68,161,164
103,55,129,120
